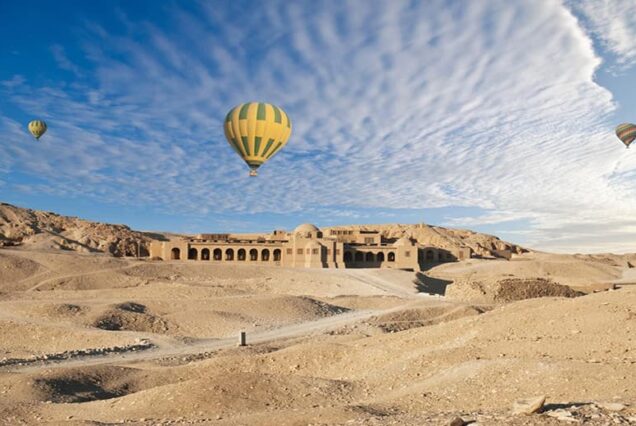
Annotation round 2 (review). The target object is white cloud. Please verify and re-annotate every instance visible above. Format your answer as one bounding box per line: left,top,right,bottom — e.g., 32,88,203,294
566,0,636,68
1,0,635,252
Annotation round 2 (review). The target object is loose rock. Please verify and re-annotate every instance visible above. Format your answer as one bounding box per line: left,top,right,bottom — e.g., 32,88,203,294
512,395,546,415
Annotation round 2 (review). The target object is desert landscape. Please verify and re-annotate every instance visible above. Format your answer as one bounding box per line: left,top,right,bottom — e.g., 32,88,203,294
0,203,633,425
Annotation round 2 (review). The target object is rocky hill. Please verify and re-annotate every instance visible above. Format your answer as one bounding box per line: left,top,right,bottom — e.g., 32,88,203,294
0,203,152,256
1,202,526,259
324,223,528,258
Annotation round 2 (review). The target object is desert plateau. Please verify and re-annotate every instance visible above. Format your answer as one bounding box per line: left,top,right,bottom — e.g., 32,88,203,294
0,203,633,425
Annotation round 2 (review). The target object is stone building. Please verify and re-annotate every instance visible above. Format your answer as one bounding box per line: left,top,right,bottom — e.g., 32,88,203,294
149,224,471,270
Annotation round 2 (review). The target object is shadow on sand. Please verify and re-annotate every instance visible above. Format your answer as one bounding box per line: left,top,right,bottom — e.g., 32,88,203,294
413,272,453,296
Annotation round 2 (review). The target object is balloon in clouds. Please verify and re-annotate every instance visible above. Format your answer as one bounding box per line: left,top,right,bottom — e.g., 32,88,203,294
615,123,636,148
28,120,47,140
223,102,292,176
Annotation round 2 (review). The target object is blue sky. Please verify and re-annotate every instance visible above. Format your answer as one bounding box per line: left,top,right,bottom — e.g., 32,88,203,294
2,0,636,253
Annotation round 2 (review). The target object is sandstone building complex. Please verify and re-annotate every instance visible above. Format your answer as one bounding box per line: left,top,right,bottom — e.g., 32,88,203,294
149,224,471,269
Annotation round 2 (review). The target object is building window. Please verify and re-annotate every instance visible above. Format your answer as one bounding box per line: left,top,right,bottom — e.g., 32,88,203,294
287,248,292,255
364,237,374,244
312,248,318,255
297,249,303,255
335,249,340,255
262,249,270,261
405,251,410,257
273,249,281,261
388,252,395,262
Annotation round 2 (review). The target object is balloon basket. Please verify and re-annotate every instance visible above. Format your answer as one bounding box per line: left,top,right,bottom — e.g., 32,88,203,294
249,170,258,177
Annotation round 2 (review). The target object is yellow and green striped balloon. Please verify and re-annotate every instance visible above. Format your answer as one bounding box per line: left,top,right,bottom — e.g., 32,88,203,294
28,120,47,140
616,123,636,149
224,102,292,176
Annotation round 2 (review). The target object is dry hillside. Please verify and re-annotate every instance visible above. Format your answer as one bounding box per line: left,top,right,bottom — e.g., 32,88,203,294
1,203,528,260
0,203,154,256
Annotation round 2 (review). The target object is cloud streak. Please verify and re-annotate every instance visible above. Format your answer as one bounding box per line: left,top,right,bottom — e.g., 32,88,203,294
1,0,635,252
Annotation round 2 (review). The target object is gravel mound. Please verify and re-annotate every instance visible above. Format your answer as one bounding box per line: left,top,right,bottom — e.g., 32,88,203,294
494,278,583,302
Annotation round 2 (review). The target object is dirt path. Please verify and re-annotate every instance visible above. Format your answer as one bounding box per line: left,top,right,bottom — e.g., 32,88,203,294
8,307,388,373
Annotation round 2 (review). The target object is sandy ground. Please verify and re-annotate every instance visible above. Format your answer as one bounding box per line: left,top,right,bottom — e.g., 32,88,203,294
0,247,634,425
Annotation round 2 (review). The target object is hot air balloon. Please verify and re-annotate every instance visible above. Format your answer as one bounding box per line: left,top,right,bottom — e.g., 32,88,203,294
28,120,47,140
616,123,636,149
223,102,292,176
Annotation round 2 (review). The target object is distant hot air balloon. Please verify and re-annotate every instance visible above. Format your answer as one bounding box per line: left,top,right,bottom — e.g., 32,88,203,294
28,120,47,140
616,123,636,149
223,102,292,176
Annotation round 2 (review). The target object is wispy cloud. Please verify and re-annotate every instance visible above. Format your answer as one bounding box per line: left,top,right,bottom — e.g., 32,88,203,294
567,0,636,69
1,0,635,252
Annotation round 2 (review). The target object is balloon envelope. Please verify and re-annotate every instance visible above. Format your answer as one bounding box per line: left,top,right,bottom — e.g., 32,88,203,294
223,102,292,175
28,120,47,140
616,123,636,148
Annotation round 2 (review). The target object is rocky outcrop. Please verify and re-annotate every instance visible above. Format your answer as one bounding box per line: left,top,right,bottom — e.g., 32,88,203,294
0,203,154,256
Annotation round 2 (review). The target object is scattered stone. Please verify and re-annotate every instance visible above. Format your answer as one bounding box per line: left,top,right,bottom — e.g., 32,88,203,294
448,416,465,426
512,395,546,415
596,402,626,412
546,409,577,423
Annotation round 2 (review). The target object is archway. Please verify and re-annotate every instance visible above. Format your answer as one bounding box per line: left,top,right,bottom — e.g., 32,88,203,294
201,248,210,261
225,248,234,261
355,252,364,262
250,249,258,261
426,250,435,261
273,249,281,261
238,248,246,261
365,252,374,262
188,248,198,260
377,252,385,262
262,249,270,261
171,248,181,260
213,248,222,260
388,252,395,262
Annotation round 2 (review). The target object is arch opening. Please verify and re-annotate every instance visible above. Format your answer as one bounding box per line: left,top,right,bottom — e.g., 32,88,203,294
249,249,258,261
171,248,181,260
201,248,210,261
188,248,198,260
238,249,246,261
